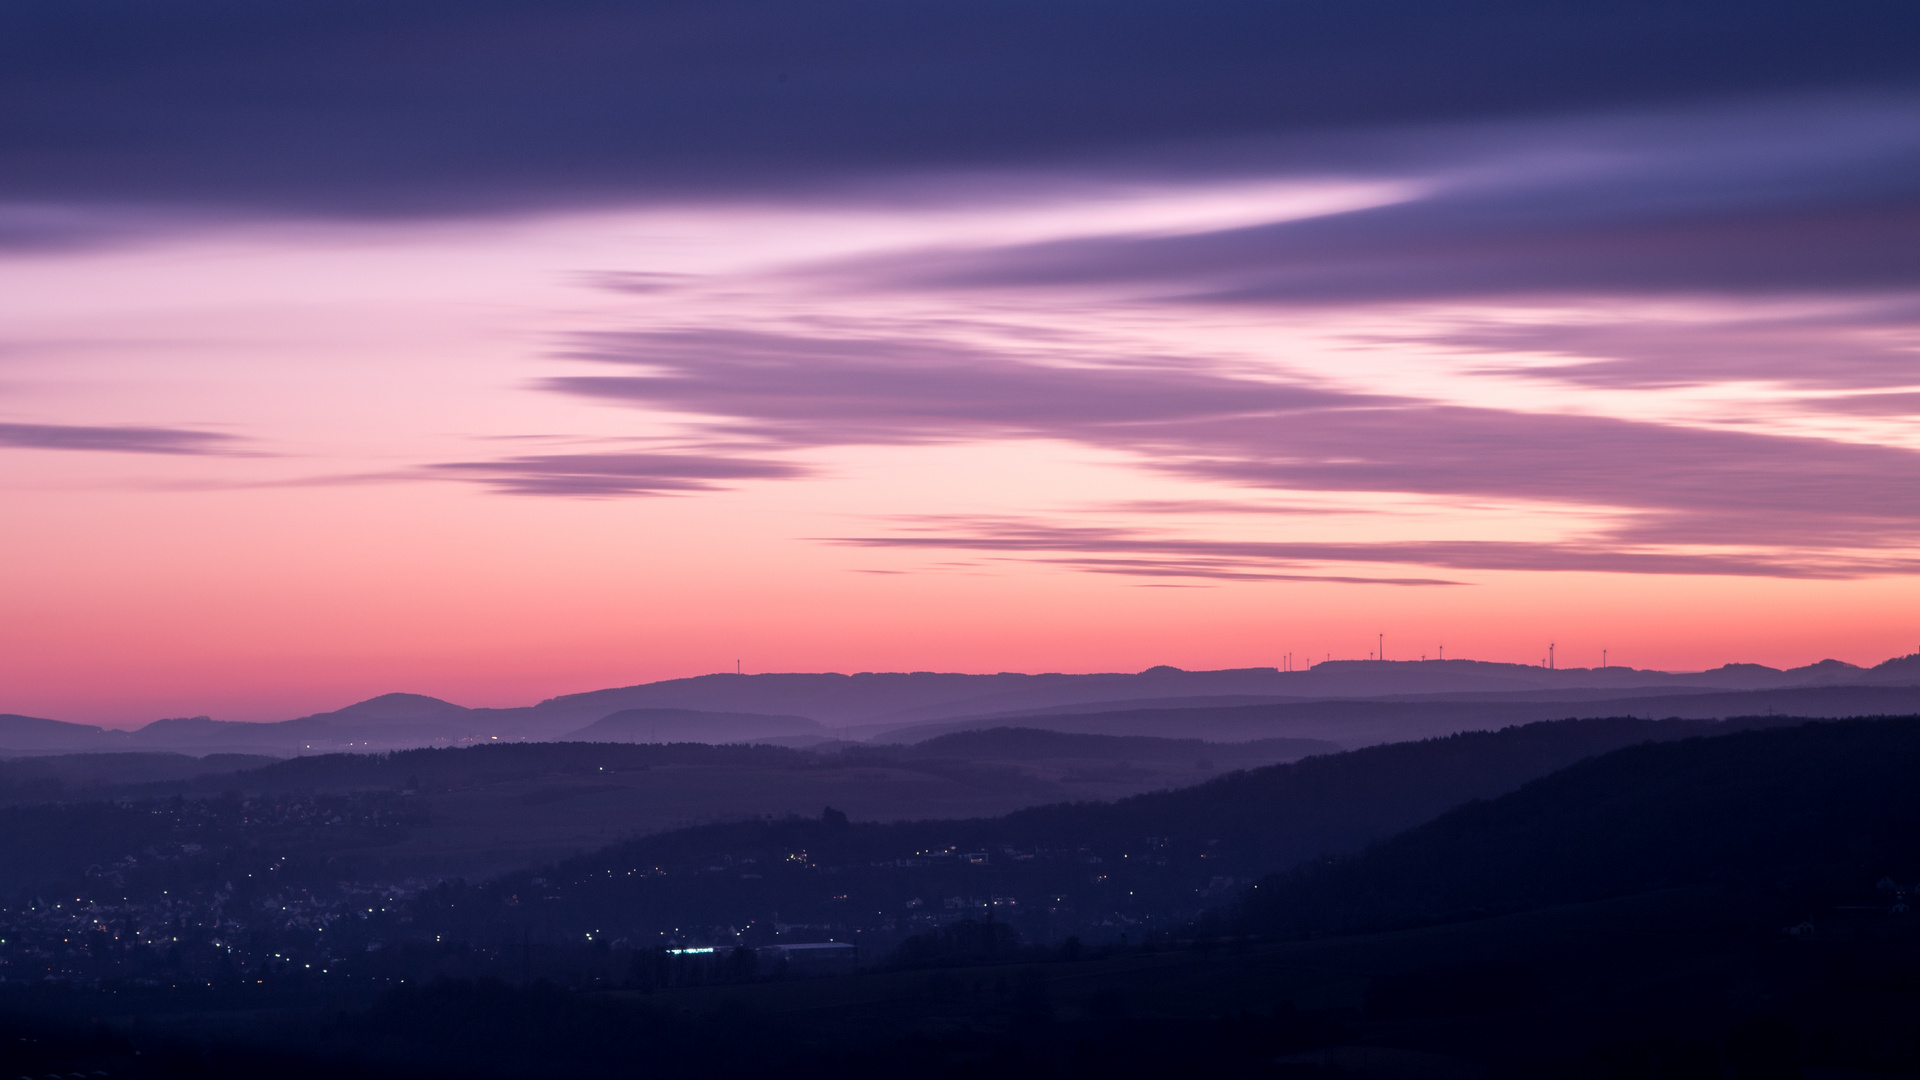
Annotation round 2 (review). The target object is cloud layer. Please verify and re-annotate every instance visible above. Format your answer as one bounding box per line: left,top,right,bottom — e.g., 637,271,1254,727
7,0,1920,598
1,1,1915,221
825,102,1920,305
540,324,1920,577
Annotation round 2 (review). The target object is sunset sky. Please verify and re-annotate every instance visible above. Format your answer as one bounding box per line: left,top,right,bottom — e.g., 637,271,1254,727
4,0,1919,724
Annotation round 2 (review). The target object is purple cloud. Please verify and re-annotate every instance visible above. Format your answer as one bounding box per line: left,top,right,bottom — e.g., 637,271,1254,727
1146,405,1920,550
428,451,806,496
4,1,1912,222
0,421,239,454
545,326,1920,575
830,137,1920,306
552,328,1361,446
827,518,1920,582
862,198,1916,303
1422,306,1920,393
512,102,1920,579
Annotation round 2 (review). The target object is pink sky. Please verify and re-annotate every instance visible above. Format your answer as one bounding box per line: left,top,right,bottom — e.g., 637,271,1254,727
5,103,1920,725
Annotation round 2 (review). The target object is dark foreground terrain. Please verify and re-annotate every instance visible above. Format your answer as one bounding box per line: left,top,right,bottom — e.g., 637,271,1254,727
3,716,1918,1078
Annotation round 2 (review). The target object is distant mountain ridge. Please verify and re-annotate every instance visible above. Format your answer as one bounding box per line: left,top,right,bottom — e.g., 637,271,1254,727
4,653,1917,756
881,682,1920,747
508,654,1920,730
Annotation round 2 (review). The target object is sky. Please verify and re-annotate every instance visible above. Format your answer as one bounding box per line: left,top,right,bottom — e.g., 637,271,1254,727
4,0,1920,724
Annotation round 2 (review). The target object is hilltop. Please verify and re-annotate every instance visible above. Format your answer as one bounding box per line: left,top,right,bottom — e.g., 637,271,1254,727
7,652,1920,756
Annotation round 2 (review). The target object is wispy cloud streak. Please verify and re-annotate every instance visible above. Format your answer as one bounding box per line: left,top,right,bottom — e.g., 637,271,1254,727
428,451,806,496
550,327,1920,566
0,422,239,455
828,518,1920,581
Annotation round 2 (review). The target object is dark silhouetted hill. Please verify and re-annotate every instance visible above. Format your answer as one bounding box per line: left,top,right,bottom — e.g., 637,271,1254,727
985,714,1806,867
209,740,805,794
484,654,1920,735
428,715,1803,947
0,713,122,752
12,653,1919,754
0,751,278,802
1239,715,1920,938
880,683,1920,746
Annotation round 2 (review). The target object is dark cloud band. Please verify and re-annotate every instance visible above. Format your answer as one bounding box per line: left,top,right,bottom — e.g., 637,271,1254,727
1,0,1914,218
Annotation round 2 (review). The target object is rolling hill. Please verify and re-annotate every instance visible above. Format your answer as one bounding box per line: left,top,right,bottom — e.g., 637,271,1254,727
6,653,1917,756
1238,714,1920,938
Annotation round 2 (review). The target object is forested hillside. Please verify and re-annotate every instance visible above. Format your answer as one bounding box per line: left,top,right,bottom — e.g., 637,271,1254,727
1239,716,1920,938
